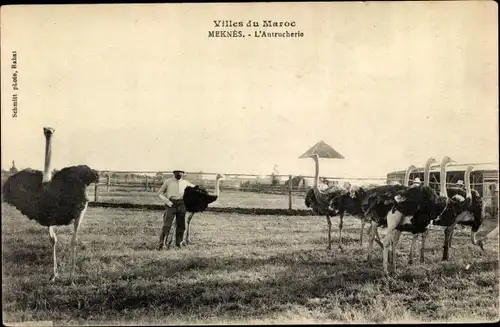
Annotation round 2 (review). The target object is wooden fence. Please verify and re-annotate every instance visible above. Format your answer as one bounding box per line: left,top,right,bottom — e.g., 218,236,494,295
86,171,388,210
1,170,498,217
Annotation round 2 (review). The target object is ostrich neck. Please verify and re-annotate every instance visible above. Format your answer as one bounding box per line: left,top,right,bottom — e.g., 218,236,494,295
43,134,53,182
312,156,325,197
403,167,413,187
465,169,472,199
440,162,448,197
403,171,410,186
424,161,433,187
215,178,221,198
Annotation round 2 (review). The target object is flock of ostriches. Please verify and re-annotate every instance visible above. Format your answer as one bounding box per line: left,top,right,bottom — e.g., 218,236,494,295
1,127,497,286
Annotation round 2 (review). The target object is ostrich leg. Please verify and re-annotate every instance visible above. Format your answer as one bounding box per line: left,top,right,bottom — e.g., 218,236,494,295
161,209,176,249
70,202,88,284
374,226,383,249
391,230,402,273
48,226,58,282
184,212,196,245
166,220,176,248
419,229,430,263
367,221,379,263
442,223,457,261
383,211,403,275
338,213,344,251
360,221,367,246
326,215,332,250
408,233,418,264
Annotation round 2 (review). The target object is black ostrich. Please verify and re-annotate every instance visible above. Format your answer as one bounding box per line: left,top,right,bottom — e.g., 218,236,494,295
304,154,351,250
331,164,417,252
1,127,99,284
357,158,435,264
166,173,225,246
377,156,455,274
425,164,485,261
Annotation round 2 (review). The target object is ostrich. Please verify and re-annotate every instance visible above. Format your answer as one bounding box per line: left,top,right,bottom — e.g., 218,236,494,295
379,156,455,274
407,157,438,264
304,154,348,250
2,127,99,283
334,164,417,252
166,173,225,247
426,164,486,261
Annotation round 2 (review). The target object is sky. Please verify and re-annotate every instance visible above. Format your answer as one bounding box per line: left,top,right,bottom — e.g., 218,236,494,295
1,2,498,180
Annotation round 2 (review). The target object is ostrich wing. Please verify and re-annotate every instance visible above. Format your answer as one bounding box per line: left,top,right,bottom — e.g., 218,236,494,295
183,185,217,212
2,169,44,219
305,188,315,208
361,184,409,219
40,165,98,204
38,165,99,226
50,165,99,186
305,186,345,216
391,185,448,220
442,187,483,227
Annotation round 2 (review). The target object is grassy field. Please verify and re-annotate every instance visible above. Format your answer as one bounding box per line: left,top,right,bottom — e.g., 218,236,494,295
87,189,309,210
2,204,499,325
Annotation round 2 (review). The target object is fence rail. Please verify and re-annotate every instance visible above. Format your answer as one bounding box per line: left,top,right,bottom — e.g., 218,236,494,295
1,170,498,218
80,171,499,218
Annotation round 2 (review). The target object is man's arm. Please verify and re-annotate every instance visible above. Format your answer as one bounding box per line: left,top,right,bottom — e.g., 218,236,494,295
157,178,173,207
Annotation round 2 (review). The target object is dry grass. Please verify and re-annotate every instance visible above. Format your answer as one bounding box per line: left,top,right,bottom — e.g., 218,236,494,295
2,204,499,325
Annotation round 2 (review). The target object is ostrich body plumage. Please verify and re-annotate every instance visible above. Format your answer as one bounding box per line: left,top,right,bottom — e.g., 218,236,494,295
304,186,344,217
2,165,99,227
349,184,409,226
183,185,218,213
390,185,449,234
438,186,484,233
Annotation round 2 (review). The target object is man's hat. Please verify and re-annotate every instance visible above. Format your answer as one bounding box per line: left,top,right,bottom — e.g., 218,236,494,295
413,177,421,184
457,180,464,185
173,170,185,174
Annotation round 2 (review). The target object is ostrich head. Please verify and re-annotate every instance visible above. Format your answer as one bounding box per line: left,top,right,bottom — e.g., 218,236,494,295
216,173,226,180
43,127,55,138
441,156,455,166
425,157,438,167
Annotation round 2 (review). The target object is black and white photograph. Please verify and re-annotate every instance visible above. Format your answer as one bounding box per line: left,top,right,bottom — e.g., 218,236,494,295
1,1,498,325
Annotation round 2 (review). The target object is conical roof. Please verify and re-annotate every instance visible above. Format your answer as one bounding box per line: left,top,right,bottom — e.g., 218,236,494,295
299,140,345,159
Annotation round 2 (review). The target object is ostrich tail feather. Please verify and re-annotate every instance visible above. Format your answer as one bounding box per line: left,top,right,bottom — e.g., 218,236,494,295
206,195,218,204
184,185,217,212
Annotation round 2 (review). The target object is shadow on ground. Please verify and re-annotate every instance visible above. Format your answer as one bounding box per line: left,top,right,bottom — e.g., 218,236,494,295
3,246,498,323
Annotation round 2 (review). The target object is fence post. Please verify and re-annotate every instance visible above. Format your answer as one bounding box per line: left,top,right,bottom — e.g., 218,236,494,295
152,178,156,192
288,175,292,210
106,175,110,192
145,176,149,191
94,182,98,202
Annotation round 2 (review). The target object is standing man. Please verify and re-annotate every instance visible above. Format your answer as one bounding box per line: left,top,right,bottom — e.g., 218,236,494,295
157,169,195,250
